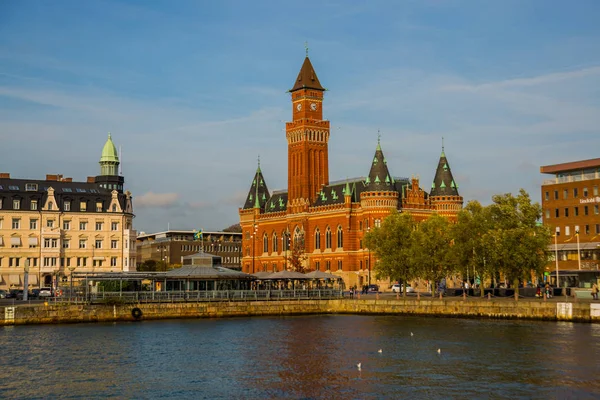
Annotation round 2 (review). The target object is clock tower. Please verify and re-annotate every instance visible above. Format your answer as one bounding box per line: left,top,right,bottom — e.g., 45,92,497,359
286,56,330,210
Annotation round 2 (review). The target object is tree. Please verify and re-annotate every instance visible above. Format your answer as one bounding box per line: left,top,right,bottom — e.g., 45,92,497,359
223,223,242,233
137,259,170,272
449,201,493,297
485,189,551,298
287,234,308,273
365,211,417,297
413,214,454,296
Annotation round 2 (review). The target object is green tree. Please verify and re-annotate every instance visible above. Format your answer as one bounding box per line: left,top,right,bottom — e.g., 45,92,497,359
485,189,551,298
413,214,454,296
287,234,308,273
137,259,170,272
365,211,417,297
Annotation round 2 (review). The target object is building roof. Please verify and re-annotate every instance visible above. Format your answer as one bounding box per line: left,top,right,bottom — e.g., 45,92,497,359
290,57,325,92
100,133,119,163
364,139,396,192
430,145,459,197
540,158,600,174
165,265,254,280
242,162,271,210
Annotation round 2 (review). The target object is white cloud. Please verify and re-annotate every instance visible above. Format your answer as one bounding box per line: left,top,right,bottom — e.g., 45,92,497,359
135,192,180,208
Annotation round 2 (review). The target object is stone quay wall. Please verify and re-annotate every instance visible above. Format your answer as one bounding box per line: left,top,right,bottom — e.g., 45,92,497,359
2,299,599,326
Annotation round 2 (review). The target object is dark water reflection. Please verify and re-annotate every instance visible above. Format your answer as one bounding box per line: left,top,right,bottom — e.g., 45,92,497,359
1,316,599,399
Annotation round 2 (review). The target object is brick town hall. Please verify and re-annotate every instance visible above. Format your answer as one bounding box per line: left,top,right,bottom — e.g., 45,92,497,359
239,54,463,288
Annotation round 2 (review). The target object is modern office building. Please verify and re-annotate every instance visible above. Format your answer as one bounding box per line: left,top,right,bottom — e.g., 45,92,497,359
541,158,600,285
136,230,242,270
0,134,136,289
238,54,463,288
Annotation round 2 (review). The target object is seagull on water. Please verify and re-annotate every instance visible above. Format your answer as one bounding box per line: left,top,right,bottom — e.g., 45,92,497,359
410,332,414,337
378,349,382,353
437,348,441,354
357,362,362,371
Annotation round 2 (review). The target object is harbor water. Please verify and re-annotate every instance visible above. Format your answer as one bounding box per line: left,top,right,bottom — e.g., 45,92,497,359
1,315,599,399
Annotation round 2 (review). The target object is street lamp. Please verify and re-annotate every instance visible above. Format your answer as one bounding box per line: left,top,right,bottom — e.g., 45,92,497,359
366,227,371,285
282,231,290,271
23,259,30,301
576,230,581,270
251,224,258,274
554,233,559,287
68,265,76,301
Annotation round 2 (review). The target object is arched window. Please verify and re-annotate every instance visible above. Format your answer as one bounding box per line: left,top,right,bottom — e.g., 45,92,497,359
263,234,268,253
282,231,290,251
375,219,381,228
325,227,332,249
337,226,343,248
314,228,321,250
272,233,278,253
294,227,304,248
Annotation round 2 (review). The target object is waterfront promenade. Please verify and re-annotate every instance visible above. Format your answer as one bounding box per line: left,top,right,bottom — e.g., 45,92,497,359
2,294,599,326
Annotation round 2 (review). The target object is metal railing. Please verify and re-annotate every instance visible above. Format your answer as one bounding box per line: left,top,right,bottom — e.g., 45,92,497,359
75,289,344,304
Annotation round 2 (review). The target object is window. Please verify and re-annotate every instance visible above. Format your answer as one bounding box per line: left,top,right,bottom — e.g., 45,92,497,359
326,260,331,271
374,219,381,228
565,226,570,236
545,210,550,219
315,261,320,271
79,239,86,249
112,204,117,212
272,234,278,253
27,257,38,267
77,257,87,267
12,218,20,229
564,208,569,218
596,224,600,235
111,240,118,249
52,238,58,248
337,260,343,270
337,226,343,248
9,257,20,267
583,187,588,197
93,259,103,267
31,200,38,210
555,209,559,218
573,188,578,198
95,239,102,249
76,188,86,193
63,221,70,230
111,222,119,231
63,240,70,249
30,219,37,230
111,257,118,267
25,183,37,191
563,189,568,199
595,205,599,215
96,202,102,212
43,257,57,267
585,225,590,235
13,199,20,210
325,227,332,249
574,207,579,217
585,206,589,216
554,190,558,200
544,191,549,201
44,238,51,248
80,201,87,211
80,222,87,230
47,219,54,228
63,188,72,193
48,202,53,210
594,186,599,196
95,222,103,231
64,201,71,211
315,229,321,250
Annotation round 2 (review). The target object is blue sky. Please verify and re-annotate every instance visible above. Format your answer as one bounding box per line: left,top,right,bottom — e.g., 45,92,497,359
1,0,599,233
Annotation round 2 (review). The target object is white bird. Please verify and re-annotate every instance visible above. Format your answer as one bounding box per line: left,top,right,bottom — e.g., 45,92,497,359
378,349,382,353
357,362,362,371
410,332,414,337
437,348,441,354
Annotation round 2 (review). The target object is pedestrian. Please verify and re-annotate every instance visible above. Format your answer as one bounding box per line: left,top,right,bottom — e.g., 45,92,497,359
592,283,599,300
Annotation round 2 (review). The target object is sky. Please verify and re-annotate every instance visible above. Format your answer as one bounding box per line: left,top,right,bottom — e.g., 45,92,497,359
1,0,599,234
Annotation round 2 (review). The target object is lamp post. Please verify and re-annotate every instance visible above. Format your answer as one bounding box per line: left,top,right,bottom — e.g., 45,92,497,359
366,227,371,286
251,224,258,274
68,265,76,301
554,233,559,287
23,259,30,301
53,268,60,295
576,230,581,270
283,231,290,271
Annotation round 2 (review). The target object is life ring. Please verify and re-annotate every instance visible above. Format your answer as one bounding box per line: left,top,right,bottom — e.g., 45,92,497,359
131,307,143,320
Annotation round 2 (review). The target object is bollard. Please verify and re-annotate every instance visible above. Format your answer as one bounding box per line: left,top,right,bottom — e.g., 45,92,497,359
487,292,491,301
439,292,442,300
376,293,380,300
396,292,399,300
543,293,547,302
417,292,420,301
357,293,360,300
463,291,466,301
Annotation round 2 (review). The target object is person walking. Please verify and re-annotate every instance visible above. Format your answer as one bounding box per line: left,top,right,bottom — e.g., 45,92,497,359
592,283,599,300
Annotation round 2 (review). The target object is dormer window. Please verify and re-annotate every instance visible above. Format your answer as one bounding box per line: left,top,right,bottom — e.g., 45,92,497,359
80,201,87,212
64,201,71,211
48,202,53,210
25,183,38,191
13,199,20,210
31,200,38,210
96,202,102,212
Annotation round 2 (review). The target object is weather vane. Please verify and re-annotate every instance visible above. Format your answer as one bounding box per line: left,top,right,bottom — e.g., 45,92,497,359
305,41,309,57
377,129,381,145
257,154,261,168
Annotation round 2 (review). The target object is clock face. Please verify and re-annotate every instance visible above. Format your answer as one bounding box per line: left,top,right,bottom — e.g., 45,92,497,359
296,103,302,111
310,103,317,111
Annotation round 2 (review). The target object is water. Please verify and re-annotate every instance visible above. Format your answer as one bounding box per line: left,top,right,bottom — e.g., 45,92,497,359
1,315,599,399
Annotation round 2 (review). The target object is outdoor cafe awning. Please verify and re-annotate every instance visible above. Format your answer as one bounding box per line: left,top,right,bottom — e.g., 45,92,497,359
263,270,309,280
9,275,21,285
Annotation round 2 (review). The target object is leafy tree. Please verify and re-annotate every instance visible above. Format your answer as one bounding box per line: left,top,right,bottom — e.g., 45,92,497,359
413,214,454,296
137,259,170,272
287,234,308,273
365,211,417,297
485,189,551,298
223,223,242,233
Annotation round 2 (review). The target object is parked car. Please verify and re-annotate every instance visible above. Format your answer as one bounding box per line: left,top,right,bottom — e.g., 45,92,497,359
0,289,7,299
392,284,415,293
6,289,21,299
39,287,53,297
368,284,379,293
30,289,40,298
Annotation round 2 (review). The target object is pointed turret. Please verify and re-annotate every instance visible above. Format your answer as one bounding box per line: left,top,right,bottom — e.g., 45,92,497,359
364,137,394,192
100,132,119,176
242,158,270,210
430,142,459,197
290,57,325,92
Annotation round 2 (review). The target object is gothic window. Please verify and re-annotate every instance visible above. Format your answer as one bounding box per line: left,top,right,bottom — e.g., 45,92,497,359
325,227,332,249
375,219,381,228
272,233,278,253
315,228,321,250
282,231,290,251
337,226,343,248
263,234,268,253
294,227,304,248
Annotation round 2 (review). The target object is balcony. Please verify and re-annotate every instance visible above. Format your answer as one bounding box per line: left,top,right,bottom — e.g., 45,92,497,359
543,172,599,186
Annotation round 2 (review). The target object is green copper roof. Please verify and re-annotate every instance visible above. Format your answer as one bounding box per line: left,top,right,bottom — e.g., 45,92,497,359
100,133,119,163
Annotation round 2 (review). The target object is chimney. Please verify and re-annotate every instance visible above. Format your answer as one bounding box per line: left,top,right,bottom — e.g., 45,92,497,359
46,174,58,181
63,177,73,182
87,177,96,183
0,173,10,179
